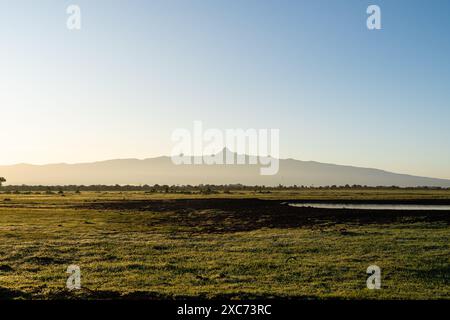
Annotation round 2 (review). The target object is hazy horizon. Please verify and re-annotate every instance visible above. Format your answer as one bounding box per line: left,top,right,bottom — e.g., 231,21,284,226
1,152,450,187
2,0,450,179
1,150,450,181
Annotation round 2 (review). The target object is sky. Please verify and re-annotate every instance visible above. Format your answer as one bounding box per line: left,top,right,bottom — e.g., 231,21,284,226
1,0,450,179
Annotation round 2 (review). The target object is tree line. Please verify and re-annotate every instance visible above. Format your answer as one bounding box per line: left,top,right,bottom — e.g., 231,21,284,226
0,178,448,193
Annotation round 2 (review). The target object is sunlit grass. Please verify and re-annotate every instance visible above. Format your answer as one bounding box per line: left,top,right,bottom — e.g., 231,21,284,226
0,190,449,299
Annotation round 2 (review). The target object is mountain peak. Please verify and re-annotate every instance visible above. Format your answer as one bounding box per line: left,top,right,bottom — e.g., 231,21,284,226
1,155,449,187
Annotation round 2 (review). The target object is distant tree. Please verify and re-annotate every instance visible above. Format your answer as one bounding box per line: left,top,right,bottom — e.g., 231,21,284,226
0,177,6,187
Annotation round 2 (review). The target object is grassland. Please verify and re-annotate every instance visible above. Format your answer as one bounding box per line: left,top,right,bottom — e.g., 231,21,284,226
0,189,449,299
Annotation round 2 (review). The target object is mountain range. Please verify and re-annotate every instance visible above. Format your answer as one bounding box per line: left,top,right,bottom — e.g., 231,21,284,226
1,150,449,187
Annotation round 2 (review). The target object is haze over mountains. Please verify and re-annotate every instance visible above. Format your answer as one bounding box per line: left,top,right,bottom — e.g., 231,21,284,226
1,150,449,187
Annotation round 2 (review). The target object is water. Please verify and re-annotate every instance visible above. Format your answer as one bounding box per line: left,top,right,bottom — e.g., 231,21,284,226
288,203,450,211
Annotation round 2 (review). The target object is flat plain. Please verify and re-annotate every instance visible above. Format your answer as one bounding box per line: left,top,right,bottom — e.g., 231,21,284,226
0,189,449,299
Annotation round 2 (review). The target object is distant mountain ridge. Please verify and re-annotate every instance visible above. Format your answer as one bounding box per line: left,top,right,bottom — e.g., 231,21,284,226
1,151,449,187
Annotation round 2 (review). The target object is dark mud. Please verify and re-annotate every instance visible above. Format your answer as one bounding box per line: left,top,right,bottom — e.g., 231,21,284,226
79,198,450,233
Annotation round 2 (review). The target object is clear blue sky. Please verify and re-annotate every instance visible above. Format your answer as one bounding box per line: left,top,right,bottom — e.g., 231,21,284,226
1,0,449,179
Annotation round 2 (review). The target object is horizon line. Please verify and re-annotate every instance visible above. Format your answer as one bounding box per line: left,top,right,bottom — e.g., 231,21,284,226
1,152,450,182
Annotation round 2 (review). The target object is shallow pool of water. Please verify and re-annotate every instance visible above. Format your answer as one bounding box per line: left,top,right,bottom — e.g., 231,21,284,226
288,203,450,211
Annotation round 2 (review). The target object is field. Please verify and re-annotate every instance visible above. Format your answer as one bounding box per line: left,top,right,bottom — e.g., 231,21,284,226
0,189,449,299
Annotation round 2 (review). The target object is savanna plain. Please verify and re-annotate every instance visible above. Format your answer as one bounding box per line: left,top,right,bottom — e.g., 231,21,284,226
0,189,449,299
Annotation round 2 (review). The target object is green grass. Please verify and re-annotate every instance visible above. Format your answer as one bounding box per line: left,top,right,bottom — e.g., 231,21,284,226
0,190,449,299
